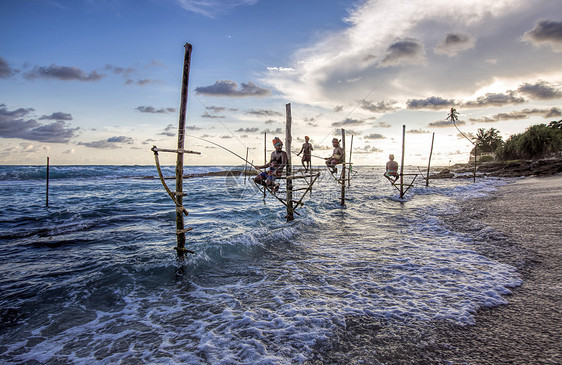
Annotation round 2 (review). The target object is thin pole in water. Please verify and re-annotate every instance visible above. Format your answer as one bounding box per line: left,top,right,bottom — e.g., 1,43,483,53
340,128,346,206
175,43,192,260
46,156,49,207
285,103,294,221
426,132,435,187
400,125,405,199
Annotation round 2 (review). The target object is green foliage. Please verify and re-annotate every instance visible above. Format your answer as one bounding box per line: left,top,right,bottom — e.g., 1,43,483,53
475,127,504,153
479,155,494,163
496,121,562,160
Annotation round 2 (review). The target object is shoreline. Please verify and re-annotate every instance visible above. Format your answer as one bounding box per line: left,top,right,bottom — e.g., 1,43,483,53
310,174,561,364
430,173,562,364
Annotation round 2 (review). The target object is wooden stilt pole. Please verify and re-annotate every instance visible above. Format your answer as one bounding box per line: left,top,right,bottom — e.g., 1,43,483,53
244,147,249,184
400,125,405,199
341,128,346,206
426,132,434,187
348,134,353,187
473,145,477,183
263,132,267,200
46,156,49,207
175,43,192,260
285,103,294,221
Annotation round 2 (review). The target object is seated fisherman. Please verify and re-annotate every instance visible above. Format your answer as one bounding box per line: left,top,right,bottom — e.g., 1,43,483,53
254,166,279,192
325,138,344,173
384,154,399,183
254,136,288,187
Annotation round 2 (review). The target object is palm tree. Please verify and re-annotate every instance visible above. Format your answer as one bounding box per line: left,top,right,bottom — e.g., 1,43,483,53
446,107,477,182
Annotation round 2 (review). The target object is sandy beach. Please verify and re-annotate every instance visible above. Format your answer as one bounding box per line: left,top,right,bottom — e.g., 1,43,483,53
432,174,562,364
310,174,561,364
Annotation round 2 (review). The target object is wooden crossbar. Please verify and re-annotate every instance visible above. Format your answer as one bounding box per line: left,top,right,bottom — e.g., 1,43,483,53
151,147,201,155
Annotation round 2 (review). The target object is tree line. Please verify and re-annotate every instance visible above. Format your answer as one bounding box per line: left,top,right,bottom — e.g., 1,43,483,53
473,121,562,161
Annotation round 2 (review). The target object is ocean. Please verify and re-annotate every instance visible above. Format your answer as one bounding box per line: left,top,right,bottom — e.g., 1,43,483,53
0,165,522,364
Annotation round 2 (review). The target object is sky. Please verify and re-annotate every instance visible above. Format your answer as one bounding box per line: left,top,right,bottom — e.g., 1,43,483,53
1,0,561,166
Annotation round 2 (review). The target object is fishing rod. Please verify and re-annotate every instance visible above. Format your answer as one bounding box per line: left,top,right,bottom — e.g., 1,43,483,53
188,135,259,170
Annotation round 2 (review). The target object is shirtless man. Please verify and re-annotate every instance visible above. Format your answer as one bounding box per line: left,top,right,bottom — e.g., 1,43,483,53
254,137,288,186
297,136,313,172
325,138,344,173
384,154,399,183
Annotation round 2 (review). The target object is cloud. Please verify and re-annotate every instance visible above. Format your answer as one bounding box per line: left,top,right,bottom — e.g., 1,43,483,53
407,96,457,110
24,64,104,81
63,149,75,154
0,57,18,78
262,0,534,108
469,107,562,123
176,0,258,18
159,124,176,137
517,81,562,100
0,104,78,143
434,33,476,57
187,125,202,130
463,91,526,107
360,100,397,113
407,128,431,134
202,111,225,118
136,106,175,114
246,109,282,117
195,80,270,97
380,38,425,67
353,145,384,154
374,121,392,128
235,127,260,133
261,128,283,135
429,119,466,128
39,112,73,121
364,133,386,139
522,19,562,52
267,66,295,72
331,118,366,127
78,136,134,148
264,119,277,125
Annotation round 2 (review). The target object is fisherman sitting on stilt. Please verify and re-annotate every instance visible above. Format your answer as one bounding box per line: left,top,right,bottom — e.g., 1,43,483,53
254,137,288,192
384,153,399,183
325,138,344,174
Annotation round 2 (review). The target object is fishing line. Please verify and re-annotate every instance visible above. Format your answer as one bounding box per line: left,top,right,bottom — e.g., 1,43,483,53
151,52,248,150
316,56,407,146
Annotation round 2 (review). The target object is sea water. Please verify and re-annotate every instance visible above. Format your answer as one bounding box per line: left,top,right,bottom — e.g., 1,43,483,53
0,165,521,364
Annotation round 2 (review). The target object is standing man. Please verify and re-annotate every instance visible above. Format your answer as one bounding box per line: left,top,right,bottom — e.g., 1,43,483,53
297,136,313,172
325,138,344,173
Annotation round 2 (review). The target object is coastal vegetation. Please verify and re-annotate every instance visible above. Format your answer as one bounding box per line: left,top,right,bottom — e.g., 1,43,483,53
496,121,562,160
467,121,561,161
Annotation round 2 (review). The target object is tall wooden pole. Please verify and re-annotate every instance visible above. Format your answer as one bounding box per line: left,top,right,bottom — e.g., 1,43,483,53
400,125,405,199
264,132,267,200
426,132,435,187
244,148,248,182
473,145,477,183
285,104,294,221
341,128,346,206
348,134,353,187
46,156,49,207
175,43,192,259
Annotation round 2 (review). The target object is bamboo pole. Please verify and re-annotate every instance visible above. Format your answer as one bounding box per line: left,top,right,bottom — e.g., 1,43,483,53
175,43,192,259
341,128,346,206
244,147,249,184
46,156,49,207
285,103,294,221
263,132,267,200
348,134,353,187
400,125,405,199
426,132,435,187
473,145,477,183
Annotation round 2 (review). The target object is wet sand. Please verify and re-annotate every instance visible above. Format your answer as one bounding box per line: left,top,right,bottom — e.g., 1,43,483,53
311,174,561,364
431,174,562,364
